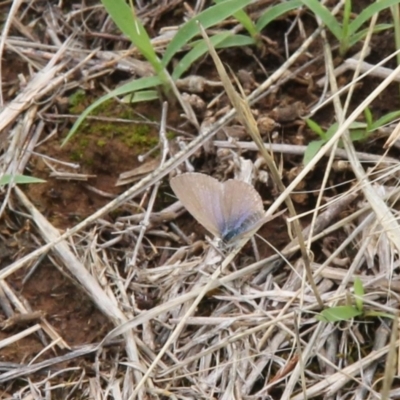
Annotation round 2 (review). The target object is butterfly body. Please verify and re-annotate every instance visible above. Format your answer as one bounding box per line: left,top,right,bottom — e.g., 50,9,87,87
170,173,264,243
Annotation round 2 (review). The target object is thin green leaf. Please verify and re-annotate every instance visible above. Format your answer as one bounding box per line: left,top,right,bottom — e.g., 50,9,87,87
349,0,400,36
349,121,367,129
306,118,325,137
341,0,351,40
353,277,365,297
256,0,302,31
348,24,393,48
63,76,161,145
339,0,352,54
232,9,258,37
214,34,256,48
364,107,373,128
122,90,159,103
325,122,339,140
0,174,46,185
353,277,364,311
162,0,254,67
318,306,362,322
214,0,259,37
172,32,232,80
303,139,325,165
349,129,369,142
364,311,395,319
173,33,255,79
100,0,162,74
369,110,400,131
300,0,342,40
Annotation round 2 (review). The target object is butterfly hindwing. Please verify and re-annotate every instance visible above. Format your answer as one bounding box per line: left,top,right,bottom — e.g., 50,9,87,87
221,179,264,241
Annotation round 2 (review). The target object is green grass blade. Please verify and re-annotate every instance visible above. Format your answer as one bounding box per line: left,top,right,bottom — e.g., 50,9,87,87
214,0,259,37
348,121,366,129
303,139,325,165
214,33,255,48
391,5,400,68
0,174,46,185
341,0,352,43
256,0,302,31
339,0,351,54
364,311,395,319
300,0,342,40
348,24,393,48
369,110,400,131
172,33,255,80
63,76,161,146
364,107,373,128
122,90,159,103
101,0,163,74
162,0,254,67
325,122,339,140
306,118,325,137
353,277,364,311
231,9,258,38
349,129,369,142
349,0,400,36
172,32,231,80
318,306,362,322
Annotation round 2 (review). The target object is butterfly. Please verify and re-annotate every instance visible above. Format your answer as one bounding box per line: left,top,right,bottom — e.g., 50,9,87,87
170,173,265,243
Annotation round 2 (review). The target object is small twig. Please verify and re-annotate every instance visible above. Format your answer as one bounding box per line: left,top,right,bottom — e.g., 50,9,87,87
0,311,45,330
213,140,398,164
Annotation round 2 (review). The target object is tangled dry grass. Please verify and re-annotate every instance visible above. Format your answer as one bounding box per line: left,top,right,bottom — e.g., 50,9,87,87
1,1,400,399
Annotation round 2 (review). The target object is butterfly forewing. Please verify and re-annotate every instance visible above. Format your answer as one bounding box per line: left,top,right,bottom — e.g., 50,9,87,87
170,173,226,238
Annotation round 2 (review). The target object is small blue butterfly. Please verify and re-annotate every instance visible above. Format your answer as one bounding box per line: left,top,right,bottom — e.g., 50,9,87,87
170,173,265,242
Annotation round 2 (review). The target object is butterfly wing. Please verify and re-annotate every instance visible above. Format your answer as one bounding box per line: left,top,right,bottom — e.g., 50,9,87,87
221,180,265,242
170,173,225,238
